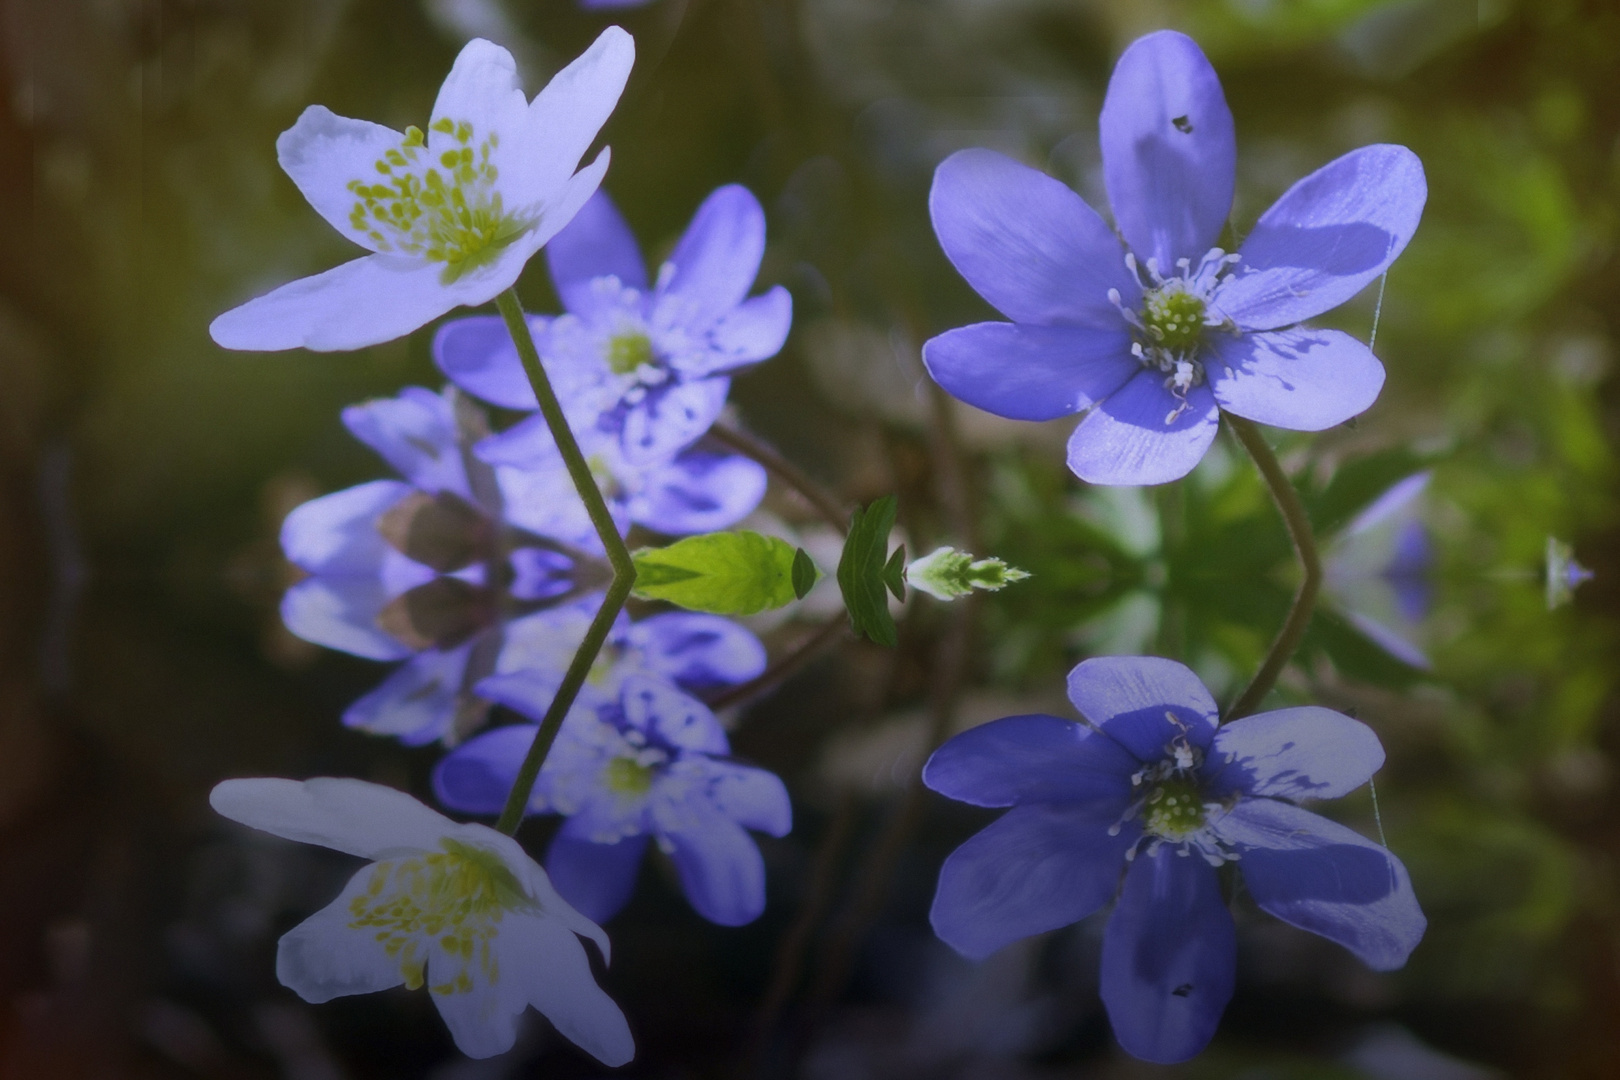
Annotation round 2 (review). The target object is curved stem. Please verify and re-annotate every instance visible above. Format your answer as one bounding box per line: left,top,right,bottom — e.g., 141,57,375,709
707,421,849,532
493,289,637,835
1224,415,1321,721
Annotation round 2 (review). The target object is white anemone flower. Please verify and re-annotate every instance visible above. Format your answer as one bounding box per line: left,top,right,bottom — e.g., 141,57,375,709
211,29,635,353
210,777,635,1064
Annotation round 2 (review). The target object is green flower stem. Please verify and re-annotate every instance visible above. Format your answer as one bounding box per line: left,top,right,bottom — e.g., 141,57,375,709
492,288,637,835
1224,415,1322,721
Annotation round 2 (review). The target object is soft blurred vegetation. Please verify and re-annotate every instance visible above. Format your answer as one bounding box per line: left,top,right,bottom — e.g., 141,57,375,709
1,0,1618,1076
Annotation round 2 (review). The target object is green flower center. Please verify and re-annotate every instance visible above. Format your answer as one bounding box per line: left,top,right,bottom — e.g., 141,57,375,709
606,331,656,376
603,756,656,796
1142,776,1207,840
347,838,530,995
347,118,527,282
1142,285,1207,354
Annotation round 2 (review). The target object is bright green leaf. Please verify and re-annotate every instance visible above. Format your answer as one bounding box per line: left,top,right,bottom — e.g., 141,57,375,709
631,531,801,615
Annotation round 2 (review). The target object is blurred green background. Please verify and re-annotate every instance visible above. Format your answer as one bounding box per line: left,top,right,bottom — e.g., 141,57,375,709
0,0,1617,1076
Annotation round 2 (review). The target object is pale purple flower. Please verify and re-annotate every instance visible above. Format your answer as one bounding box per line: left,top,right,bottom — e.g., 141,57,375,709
923,31,1426,485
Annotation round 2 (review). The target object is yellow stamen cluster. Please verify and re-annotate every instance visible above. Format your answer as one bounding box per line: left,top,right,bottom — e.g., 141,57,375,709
603,756,656,796
347,118,525,280
605,331,656,376
1142,284,1207,354
1142,776,1207,840
347,838,530,995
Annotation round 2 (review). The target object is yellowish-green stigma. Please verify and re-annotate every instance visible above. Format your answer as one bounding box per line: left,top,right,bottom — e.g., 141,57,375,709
347,838,529,995
1142,285,1207,354
604,756,656,796
606,331,656,376
347,118,527,282
1142,776,1207,841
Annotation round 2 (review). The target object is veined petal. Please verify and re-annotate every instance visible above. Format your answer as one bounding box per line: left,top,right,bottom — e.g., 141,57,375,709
505,911,636,1066
546,825,649,923
929,149,1137,327
1206,706,1384,801
930,802,1138,960
620,674,730,754
547,189,649,315
1066,370,1219,486
513,27,635,206
674,286,794,378
621,379,731,465
923,714,1139,808
663,805,768,926
1208,328,1385,431
280,480,410,576
626,612,767,690
1099,31,1235,270
628,449,766,535
342,646,473,746
1099,847,1235,1064
652,185,768,333
1065,656,1219,760
1214,798,1425,971
706,760,792,836
275,865,409,1002
280,577,411,661
1217,145,1427,331
342,386,469,495
210,253,463,352
433,314,551,410
210,777,451,859
275,106,406,253
923,322,1138,422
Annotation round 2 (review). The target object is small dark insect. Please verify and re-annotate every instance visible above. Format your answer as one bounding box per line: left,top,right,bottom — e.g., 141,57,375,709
1172,114,1194,133
1172,983,1194,997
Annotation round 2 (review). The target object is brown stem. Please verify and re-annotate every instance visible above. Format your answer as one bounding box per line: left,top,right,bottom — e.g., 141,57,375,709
707,421,849,532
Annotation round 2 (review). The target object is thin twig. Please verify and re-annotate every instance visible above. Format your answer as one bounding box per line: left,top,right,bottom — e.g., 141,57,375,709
493,289,637,835
706,616,848,712
1224,415,1322,721
708,421,849,531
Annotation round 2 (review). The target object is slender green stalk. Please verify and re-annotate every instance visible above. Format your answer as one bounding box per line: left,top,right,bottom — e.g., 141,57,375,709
708,421,849,531
493,289,637,835
1224,415,1322,721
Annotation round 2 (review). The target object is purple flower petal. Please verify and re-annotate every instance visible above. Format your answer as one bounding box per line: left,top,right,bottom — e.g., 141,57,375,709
651,185,767,333
674,287,794,379
705,761,793,837
343,646,473,745
626,612,767,690
1099,31,1235,271
1099,846,1235,1064
930,802,1139,960
342,387,470,496
1065,656,1219,761
280,577,411,661
1214,798,1425,971
546,189,649,316
1066,371,1220,486
619,674,730,754
1208,328,1385,431
922,322,1138,421
621,379,731,465
431,723,532,815
1216,144,1426,331
628,449,766,535
929,149,1138,328
545,825,649,923
509,547,578,601
432,315,545,410
662,804,768,926
280,480,410,575
922,714,1140,808
1205,707,1384,801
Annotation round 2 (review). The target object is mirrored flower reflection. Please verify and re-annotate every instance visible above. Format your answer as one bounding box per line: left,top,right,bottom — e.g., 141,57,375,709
434,186,792,464
1324,472,1434,668
210,777,634,1064
433,672,791,926
923,656,1425,1064
279,385,764,744
922,30,1427,485
210,31,633,352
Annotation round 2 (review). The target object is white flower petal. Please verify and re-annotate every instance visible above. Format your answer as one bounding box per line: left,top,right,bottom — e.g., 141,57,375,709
429,38,529,154
210,777,451,859
276,105,406,253
428,942,527,1059
512,27,634,206
505,913,635,1066
276,864,409,1003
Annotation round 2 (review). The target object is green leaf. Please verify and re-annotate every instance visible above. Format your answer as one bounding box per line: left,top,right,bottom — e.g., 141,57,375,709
883,544,907,601
792,547,819,599
837,496,900,646
630,531,802,615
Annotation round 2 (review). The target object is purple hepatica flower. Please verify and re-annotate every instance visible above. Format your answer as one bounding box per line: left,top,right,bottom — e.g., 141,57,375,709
1325,472,1433,668
924,656,1424,1064
434,673,791,926
434,185,792,465
923,31,1426,486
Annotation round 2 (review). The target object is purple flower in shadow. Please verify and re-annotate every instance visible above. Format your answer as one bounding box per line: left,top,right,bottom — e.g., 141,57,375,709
435,185,791,465
923,30,1426,486
1325,471,1434,668
923,655,1425,1063
433,672,790,926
